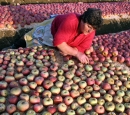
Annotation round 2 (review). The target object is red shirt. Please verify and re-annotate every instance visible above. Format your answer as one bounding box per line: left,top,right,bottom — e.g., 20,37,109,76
51,13,95,53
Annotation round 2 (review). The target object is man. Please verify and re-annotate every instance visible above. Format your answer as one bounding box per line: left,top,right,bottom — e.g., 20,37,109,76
3,8,103,64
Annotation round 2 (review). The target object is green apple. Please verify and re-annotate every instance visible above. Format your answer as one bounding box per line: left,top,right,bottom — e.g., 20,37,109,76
61,90,69,97
104,94,113,102
70,102,79,110
42,111,51,115
124,103,130,109
124,81,130,89
92,91,100,98
83,93,91,99
99,89,106,95
27,74,35,81
42,97,53,106
115,103,125,112
66,109,75,115
85,64,93,72
0,96,6,103
67,60,75,66
116,90,125,97
22,85,30,93
105,102,115,112
98,98,105,105
0,103,5,112
79,81,87,89
77,96,86,105
65,71,74,79
71,83,79,90
73,77,81,83
58,76,65,82
55,81,63,88
106,78,114,85
26,110,36,115
76,107,86,115
90,112,98,115
97,73,105,81
57,103,67,113
50,86,60,95
57,69,64,76
88,98,98,106
85,86,93,93
84,103,92,111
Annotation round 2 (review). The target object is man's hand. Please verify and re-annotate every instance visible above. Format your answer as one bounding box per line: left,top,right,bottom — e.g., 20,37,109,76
76,51,89,64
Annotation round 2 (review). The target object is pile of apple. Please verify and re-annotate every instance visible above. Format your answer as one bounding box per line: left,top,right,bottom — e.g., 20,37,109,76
84,29,130,67
0,42,130,115
0,2,129,29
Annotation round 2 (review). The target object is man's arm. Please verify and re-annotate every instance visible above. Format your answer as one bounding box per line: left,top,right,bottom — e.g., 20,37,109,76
57,42,78,56
57,42,89,64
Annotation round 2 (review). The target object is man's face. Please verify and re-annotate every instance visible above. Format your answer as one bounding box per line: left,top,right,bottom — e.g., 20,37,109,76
79,20,95,35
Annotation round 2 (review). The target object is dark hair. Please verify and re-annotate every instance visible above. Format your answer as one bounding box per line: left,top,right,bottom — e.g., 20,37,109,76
81,8,103,29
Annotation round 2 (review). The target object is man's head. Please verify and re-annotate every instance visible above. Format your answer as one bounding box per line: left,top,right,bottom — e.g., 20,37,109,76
79,8,103,35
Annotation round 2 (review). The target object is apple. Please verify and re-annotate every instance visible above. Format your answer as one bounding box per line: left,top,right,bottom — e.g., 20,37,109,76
104,94,113,102
4,76,15,83
26,110,36,115
8,95,18,104
35,77,44,85
14,73,24,80
57,69,64,76
55,81,63,88
40,71,49,78
22,85,30,93
0,74,5,80
66,109,76,115
92,91,100,98
94,105,105,114
20,93,29,101
58,75,65,82
43,97,53,106
6,104,16,114
88,98,98,106
57,103,67,112
67,60,75,66
0,81,8,89
47,105,57,114
76,107,86,115
113,95,123,103
85,65,93,72
79,80,87,89
10,87,22,96
73,77,81,83
64,96,73,105
22,68,30,76
124,103,130,109
13,112,21,115
97,73,105,81
61,90,70,97
19,78,28,85
115,103,125,112
30,95,40,104
83,92,91,99
0,103,6,113
27,74,35,81
50,86,61,95
42,90,52,98
70,102,79,110
93,84,100,91
116,90,125,97
33,103,44,113
86,78,95,86
43,80,54,89
61,64,69,72
65,79,73,85
76,96,86,105
95,79,102,85
98,98,105,105
105,102,115,112
53,95,63,104
85,86,93,93
124,81,130,89
84,103,92,111
123,96,130,103
70,90,80,98
29,82,37,89
65,71,74,79
112,85,120,91
71,83,79,90
42,111,51,115
101,82,111,90
0,96,6,103
115,80,122,86
36,86,44,93
108,89,115,96
17,100,29,112
75,70,82,76
63,84,71,91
